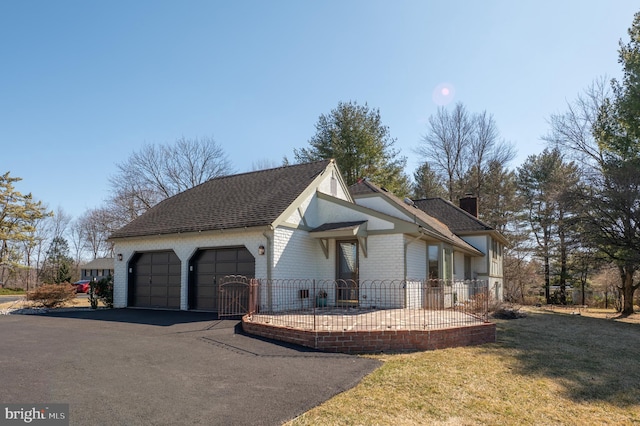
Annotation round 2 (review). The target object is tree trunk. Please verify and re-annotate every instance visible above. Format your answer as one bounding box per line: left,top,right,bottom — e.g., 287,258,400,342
620,267,637,315
558,227,567,305
544,255,551,304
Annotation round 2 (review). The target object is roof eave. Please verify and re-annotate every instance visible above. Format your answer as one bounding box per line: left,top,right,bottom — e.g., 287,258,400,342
454,229,509,245
109,224,274,242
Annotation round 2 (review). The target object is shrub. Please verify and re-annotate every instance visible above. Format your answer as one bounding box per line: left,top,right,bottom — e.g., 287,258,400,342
27,283,76,308
88,281,99,309
467,293,488,314
0,287,25,295
491,304,527,320
89,276,113,309
523,295,546,306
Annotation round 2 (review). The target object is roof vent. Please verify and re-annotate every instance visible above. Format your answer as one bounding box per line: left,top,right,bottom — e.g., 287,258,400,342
404,197,415,206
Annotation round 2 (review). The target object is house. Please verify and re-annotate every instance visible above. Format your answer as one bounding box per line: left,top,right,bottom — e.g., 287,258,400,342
109,159,505,311
80,257,114,282
349,180,506,302
411,196,507,301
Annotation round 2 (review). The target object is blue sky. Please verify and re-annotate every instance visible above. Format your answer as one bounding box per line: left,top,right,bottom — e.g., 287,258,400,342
2,1,638,220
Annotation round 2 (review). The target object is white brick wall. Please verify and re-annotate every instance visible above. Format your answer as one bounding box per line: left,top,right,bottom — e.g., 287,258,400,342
272,227,325,279
360,234,404,281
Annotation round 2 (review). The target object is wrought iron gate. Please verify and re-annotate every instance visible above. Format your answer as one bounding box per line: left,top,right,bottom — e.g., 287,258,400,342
218,275,252,317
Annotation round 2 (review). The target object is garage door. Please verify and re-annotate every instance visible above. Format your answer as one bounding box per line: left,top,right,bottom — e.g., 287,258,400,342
189,247,255,311
129,251,181,309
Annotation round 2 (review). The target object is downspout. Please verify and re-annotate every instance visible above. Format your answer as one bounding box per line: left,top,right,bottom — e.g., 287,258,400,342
263,228,273,311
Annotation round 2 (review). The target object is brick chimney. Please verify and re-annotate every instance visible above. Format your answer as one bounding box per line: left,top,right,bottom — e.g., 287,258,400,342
459,194,478,217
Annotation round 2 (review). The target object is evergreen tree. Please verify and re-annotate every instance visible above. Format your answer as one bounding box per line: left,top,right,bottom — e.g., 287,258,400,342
295,101,410,195
42,236,73,284
476,161,519,234
412,162,447,199
517,149,580,304
0,172,50,285
585,12,640,314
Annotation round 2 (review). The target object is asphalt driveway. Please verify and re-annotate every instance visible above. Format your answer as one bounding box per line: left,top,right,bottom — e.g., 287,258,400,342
0,309,381,425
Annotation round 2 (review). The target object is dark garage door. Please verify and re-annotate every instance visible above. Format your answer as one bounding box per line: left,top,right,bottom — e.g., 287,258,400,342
129,251,181,309
189,247,255,311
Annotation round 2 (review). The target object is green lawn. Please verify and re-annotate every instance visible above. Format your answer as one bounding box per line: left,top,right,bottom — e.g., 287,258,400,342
0,288,26,295
288,309,640,425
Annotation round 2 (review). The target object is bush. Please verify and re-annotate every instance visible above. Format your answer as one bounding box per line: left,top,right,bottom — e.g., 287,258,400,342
89,276,114,309
523,295,546,306
491,304,527,320
27,283,76,308
0,287,25,295
467,293,488,314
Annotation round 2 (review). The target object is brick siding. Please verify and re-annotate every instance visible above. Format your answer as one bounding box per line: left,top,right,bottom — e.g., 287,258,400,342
242,317,496,354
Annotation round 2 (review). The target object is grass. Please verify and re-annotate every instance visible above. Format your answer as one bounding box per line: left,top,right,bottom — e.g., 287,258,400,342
0,288,26,295
0,294,99,310
288,308,640,425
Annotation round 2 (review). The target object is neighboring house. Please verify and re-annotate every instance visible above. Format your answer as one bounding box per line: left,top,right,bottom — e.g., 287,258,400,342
109,160,506,311
81,257,114,282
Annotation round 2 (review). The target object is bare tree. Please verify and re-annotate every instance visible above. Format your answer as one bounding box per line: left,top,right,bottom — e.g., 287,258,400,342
77,208,113,260
418,102,515,201
418,102,474,200
49,207,71,242
466,111,516,196
544,77,609,169
109,136,233,220
251,158,281,171
68,219,86,271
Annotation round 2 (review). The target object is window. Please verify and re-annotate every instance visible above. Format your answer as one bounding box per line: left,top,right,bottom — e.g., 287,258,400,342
464,255,472,280
492,239,499,259
428,245,439,279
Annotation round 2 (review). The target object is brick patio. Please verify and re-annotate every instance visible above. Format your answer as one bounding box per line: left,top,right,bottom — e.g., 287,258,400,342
242,308,496,354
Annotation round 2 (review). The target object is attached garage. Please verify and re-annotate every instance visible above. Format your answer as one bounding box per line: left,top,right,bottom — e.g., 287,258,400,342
188,247,255,311
128,251,181,309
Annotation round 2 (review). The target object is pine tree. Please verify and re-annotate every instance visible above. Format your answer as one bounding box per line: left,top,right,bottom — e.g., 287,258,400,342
587,12,640,314
412,162,447,199
0,172,50,285
42,237,73,284
295,101,410,195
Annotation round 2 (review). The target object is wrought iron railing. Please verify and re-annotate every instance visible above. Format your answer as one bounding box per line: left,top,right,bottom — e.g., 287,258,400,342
244,279,489,331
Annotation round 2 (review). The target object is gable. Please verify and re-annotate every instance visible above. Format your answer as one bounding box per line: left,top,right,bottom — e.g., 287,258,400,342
349,180,483,254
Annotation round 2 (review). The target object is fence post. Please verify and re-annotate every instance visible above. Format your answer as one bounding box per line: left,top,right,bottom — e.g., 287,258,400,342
248,279,257,314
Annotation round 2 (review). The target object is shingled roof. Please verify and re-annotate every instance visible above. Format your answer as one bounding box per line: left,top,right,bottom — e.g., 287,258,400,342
110,160,332,239
349,180,483,255
412,198,493,233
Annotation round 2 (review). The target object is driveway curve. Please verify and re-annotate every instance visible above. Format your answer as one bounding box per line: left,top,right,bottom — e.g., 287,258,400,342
1,309,381,425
